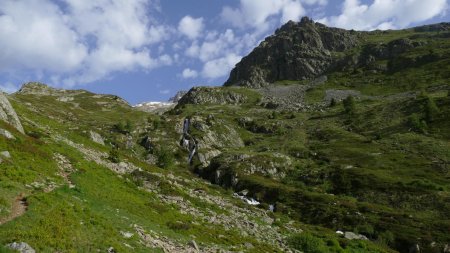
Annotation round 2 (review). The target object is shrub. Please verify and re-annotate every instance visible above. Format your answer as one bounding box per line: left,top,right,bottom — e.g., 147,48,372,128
377,231,395,246
113,120,133,134
288,233,328,253
166,220,191,231
407,113,427,133
125,119,134,133
156,147,174,169
108,147,120,163
343,96,356,115
356,224,375,237
330,167,352,194
113,121,126,134
27,130,45,139
153,119,161,130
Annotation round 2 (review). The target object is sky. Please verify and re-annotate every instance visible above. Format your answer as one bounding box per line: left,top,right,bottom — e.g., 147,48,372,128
0,0,448,104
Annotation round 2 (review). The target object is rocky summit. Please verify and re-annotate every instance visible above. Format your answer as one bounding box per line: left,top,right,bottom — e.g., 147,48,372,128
225,17,360,88
1,17,450,253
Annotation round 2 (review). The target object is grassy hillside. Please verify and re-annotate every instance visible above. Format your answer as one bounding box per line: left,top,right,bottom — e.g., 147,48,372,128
0,23,449,253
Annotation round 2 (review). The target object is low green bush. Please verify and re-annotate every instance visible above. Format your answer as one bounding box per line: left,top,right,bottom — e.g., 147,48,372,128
288,232,329,253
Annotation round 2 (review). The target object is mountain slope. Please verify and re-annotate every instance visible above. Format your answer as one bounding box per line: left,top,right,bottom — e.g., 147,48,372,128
1,19,450,253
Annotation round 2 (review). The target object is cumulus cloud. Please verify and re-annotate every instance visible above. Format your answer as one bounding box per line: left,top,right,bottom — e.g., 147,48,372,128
221,0,308,31
182,68,198,78
0,0,87,73
0,0,172,87
186,29,238,62
178,15,205,39
321,0,448,30
202,53,241,79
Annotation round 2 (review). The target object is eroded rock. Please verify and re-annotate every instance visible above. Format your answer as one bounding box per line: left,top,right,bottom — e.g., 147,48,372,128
90,131,105,145
0,92,24,133
7,242,35,253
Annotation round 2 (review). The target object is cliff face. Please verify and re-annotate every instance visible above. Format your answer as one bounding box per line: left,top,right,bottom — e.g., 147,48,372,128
224,17,360,88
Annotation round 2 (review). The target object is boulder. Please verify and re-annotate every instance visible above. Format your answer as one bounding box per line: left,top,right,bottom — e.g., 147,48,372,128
0,151,11,159
344,231,368,240
89,131,105,145
0,92,24,133
7,242,35,253
0,129,15,139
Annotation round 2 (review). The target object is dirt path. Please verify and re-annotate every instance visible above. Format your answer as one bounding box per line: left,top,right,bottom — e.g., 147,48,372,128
0,194,28,225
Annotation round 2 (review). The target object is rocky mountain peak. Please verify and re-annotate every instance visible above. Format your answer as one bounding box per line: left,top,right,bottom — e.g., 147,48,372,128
224,16,360,88
17,82,55,95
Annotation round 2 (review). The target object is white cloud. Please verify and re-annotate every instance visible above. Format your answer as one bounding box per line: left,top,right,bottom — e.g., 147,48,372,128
182,68,198,78
178,15,204,40
221,0,307,31
302,0,327,6
281,1,306,24
0,0,171,87
321,0,448,30
202,53,242,79
0,0,87,73
185,29,239,62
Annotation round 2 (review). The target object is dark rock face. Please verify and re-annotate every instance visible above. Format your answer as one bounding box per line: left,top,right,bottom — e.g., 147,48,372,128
224,17,360,88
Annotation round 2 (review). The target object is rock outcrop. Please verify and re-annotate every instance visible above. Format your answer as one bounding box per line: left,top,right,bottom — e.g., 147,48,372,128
224,17,360,88
183,116,244,167
168,90,188,103
17,82,130,107
6,242,35,253
89,131,105,145
177,86,250,106
0,92,24,133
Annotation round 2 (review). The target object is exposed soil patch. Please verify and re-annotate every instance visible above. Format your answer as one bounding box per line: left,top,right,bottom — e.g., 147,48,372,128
0,194,28,225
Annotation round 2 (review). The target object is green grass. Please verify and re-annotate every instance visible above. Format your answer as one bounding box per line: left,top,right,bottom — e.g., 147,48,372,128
2,24,450,253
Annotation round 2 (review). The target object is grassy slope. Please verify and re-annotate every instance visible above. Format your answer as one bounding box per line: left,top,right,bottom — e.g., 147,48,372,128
0,27,449,253
0,92,287,252
173,27,450,253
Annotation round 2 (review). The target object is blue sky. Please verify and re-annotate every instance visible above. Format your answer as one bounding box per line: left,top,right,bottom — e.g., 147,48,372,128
0,0,448,104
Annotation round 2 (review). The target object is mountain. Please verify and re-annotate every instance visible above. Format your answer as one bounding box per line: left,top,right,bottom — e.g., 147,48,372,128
225,17,450,89
1,18,450,253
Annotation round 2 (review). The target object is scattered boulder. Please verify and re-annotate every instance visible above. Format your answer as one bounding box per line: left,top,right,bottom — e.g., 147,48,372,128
0,129,15,139
244,242,254,248
89,131,105,145
0,151,11,159
344,231,368,240
0,92,24,134
120,231,133,238
6,242,35,253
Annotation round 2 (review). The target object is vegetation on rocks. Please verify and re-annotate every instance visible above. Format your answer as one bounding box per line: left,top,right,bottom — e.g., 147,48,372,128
1,18,450,253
